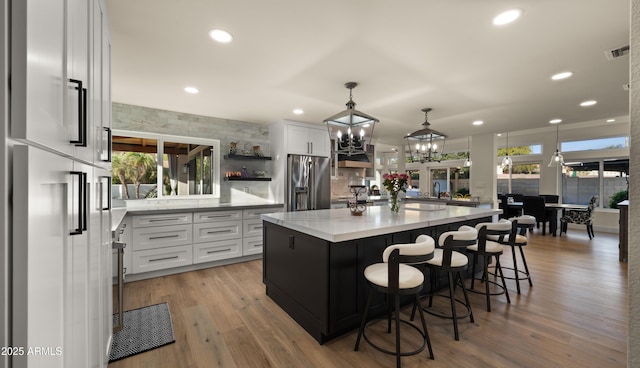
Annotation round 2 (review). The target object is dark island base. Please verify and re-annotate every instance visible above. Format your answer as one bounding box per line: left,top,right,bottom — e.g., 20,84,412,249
263,216,491,344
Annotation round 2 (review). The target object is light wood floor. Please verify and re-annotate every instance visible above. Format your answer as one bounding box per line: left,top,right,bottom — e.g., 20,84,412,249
108,229,627,368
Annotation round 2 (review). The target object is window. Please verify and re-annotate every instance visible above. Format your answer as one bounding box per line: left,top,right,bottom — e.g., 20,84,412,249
562,159,629,208
498,144,542,157
561,136,629,152
497,163,540,195
112,131,220,203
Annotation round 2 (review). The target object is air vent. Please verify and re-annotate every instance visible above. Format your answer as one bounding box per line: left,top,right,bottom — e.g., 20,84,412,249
605,45,630,60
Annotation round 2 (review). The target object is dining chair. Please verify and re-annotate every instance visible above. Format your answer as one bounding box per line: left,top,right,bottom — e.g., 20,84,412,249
539,194,559,204
522,195,551,235
560,196,598,239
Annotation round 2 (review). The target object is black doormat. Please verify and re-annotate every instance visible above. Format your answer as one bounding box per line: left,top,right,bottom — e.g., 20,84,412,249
109,302,175,362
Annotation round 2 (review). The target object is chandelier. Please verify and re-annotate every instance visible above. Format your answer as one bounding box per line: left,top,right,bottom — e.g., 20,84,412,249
324,82,379,156
548,123,564,167
405,108,447,163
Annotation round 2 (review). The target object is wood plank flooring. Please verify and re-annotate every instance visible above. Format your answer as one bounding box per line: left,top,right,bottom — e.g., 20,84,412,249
108,229,627,368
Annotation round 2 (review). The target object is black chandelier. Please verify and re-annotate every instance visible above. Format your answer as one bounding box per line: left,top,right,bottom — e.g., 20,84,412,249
324,82,379,156
405,108,447,163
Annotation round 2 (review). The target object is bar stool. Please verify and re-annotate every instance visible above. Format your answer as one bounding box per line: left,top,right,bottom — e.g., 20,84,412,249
354,235,435,367
467,220,512,312
497,215,535,294
412,225,478,341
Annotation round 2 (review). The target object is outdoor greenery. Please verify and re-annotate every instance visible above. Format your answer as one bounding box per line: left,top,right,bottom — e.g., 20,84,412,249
112,152,157,199
609,190,628,209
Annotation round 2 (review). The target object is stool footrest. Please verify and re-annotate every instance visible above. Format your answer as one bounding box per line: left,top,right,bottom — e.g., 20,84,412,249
362,318,429,357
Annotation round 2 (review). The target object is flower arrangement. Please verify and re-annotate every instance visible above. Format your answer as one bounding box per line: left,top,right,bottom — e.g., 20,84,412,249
382,173,408,212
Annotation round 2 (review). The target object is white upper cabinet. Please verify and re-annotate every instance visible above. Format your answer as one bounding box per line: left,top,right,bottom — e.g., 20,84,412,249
11,0,68,155
283,121,330,157
93,0,112,167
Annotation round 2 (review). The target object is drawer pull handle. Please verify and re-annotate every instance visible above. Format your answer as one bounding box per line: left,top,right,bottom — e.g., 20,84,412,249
207,229,232,234
148,217,182,222
207,248,232,254
205,214,233,218
251,225,263,231
149,255,179,262
148,234,180,240
253,244,262,248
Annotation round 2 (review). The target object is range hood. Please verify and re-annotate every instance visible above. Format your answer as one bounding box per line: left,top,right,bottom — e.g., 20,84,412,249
337,153,372,168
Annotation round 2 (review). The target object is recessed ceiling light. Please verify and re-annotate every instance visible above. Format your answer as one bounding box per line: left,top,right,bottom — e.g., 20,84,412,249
209,29,233,43
472,120,484,126
580,100,597,107
293,109,304,115
497,133,503,137
184,86,199,94
551,71,573,80
549,119,562,124
606,118,616,122
493,9,522,26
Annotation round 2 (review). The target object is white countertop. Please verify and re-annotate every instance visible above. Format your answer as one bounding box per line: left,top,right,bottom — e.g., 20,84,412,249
261,203,501,242
121,198,283,214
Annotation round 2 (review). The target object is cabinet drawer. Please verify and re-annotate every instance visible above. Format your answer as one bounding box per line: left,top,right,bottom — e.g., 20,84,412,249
243,219,264,237
194,221,242,243
193,239,242,264
132,224,192,251
243,207,283,219
132,245,193,273
132,213,192,228
194,210,242,223
243,236,264,256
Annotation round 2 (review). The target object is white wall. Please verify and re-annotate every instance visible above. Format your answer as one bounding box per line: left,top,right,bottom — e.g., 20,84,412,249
628,0,639,365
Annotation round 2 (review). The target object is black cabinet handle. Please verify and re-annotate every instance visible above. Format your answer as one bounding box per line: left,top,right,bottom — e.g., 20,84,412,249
288,235,295,250
70,171,87,235
102,127,112,162
100,176,111,211
69,79,87,147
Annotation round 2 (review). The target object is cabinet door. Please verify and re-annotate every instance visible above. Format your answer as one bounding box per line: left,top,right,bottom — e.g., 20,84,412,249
67,0,92,162
93,0,112,166
307,126,330,157
11,0,69,155
12,145,72,368
286,124,312,155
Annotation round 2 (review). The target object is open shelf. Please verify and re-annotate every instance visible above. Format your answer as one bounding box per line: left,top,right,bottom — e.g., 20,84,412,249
224,154,272,160
224,177,272,181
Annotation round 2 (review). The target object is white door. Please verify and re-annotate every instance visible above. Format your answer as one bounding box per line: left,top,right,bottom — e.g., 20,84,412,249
307,126,330,157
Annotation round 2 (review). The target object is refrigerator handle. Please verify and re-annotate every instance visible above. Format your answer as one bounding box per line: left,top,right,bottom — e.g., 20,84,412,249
309,160,316,209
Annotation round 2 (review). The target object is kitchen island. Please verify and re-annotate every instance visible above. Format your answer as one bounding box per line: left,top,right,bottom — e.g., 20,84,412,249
261,204,501,343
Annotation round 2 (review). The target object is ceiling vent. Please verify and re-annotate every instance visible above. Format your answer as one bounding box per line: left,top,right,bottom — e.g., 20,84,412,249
605,45,630,60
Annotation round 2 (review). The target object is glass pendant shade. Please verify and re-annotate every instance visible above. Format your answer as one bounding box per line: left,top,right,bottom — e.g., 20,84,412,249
548,124,564,167
405,108,447,163
324,82,378,156
463,137,472,167
501,132,512,168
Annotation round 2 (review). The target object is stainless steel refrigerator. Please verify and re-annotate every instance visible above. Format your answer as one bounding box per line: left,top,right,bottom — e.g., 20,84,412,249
286,154,331,211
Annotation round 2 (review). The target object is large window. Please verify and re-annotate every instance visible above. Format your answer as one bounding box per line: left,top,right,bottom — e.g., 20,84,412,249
561,136,629,152
562,159,629,208
497,163,540,195
112,131,220,203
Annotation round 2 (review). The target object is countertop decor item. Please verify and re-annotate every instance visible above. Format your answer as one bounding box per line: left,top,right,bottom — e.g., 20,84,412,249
348,185,367,216
382,173,408,213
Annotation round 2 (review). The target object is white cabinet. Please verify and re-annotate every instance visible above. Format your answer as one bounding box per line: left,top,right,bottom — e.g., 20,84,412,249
242,208,282,256
92,0,112,166
9,1,112,367
132,245,193,274
286,123,330,157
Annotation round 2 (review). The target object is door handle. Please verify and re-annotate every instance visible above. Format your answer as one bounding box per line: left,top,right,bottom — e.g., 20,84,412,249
288,235,295,250
102,127,112,162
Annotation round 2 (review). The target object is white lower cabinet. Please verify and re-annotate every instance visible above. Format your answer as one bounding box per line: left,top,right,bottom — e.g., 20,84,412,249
243,236,264,256
194,239,242,264
132,244,193,273
126,206,281,278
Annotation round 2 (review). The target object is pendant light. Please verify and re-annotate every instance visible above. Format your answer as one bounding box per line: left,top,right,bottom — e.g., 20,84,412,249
548,123,564,167
405,107,447,163
324,82,379,156
501,132,513,168
464,136,472,167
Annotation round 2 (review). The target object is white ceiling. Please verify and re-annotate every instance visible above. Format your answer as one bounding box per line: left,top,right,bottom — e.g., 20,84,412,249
106,0,630,146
